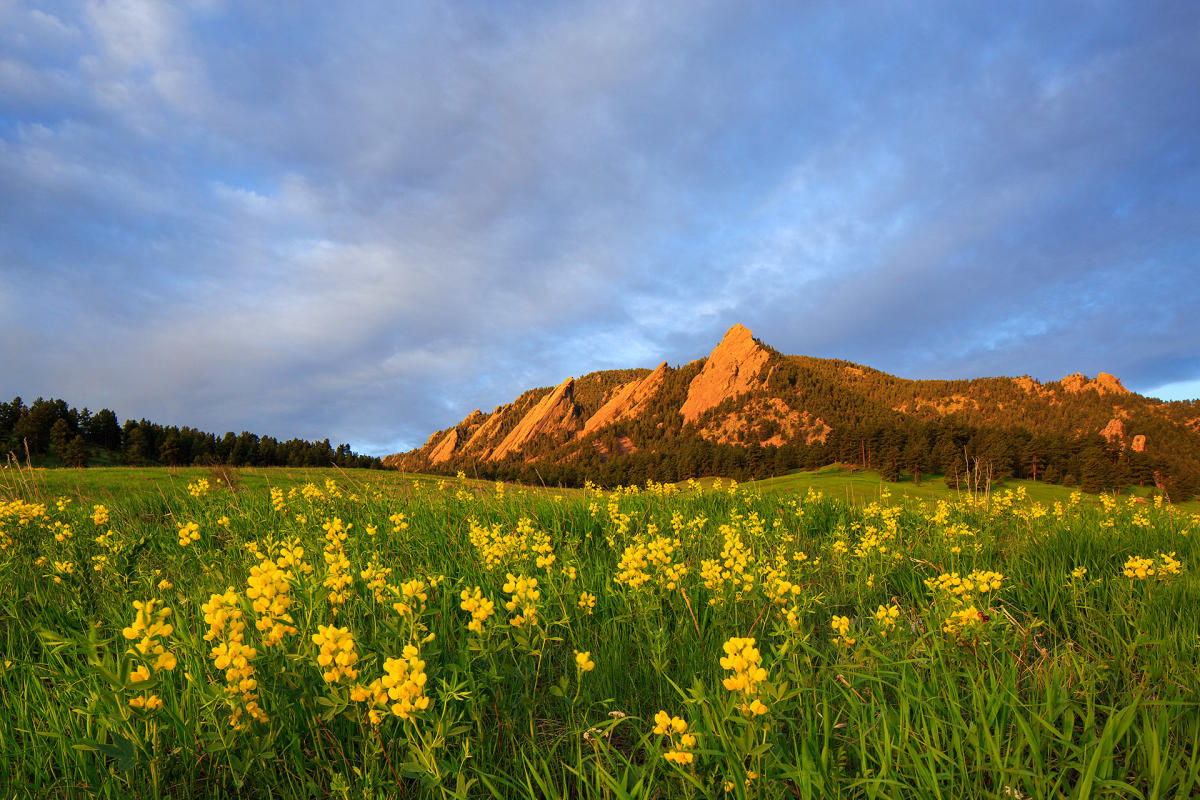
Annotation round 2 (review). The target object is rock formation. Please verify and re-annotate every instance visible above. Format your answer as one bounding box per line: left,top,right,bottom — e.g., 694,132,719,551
428,428,459,464
1101,418,1125,444
386,324,1200,492
1095,372,1131,395
581,362,667,436
680,324,770,423
488,377,579,462
1061,372,1131,395
464,409,506,458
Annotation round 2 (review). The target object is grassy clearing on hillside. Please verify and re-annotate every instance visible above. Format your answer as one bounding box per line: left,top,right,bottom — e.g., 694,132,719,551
2,468,1199,798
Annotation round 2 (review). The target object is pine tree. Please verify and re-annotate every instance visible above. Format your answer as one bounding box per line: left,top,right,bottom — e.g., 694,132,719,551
50,418,73,460
62,435,88,468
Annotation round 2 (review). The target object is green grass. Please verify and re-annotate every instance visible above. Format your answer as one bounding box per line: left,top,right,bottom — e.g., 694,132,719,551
12,462,1196,514
2,466,1199,798
0,465,448,504
746,464,1200,514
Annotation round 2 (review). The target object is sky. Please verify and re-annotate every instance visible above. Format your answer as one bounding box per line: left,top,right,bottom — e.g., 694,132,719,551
2,0,1198,455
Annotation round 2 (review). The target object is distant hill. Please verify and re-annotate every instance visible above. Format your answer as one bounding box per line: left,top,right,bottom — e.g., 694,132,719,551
386,325,1200,500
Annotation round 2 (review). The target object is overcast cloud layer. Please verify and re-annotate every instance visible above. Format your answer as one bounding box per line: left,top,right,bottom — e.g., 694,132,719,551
2,0,1198,454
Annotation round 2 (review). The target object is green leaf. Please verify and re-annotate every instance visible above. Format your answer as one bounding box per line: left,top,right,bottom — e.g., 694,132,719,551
97,733,138,771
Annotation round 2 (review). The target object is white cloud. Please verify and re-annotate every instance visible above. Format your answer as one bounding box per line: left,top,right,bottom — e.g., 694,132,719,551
2,0,1198,453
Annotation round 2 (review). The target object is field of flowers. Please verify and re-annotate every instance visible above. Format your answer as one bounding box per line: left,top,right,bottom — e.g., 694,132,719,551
2,469,1199,799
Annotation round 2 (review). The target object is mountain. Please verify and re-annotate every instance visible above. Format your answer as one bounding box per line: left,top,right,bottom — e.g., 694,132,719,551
385,325,1200,499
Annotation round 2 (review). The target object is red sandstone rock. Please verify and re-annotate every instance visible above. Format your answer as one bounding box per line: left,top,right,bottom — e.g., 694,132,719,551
1101,418,1125,444
581,362,667,436
680,324,770,423
489,377,579,462
429,428,459,464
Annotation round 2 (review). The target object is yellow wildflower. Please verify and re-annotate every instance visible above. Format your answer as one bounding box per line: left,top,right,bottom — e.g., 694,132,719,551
312,624,359,684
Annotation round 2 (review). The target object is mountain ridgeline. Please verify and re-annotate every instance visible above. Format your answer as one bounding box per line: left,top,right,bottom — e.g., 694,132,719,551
387,325,1200,500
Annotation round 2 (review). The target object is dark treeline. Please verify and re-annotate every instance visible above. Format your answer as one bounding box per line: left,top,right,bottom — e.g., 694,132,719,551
431,417,1200,502
0,396,382,469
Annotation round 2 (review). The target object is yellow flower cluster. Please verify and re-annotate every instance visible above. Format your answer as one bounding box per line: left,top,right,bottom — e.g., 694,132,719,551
322,516,350,541
577,591,596,614
468,520,517,571
615,534,687,591
459,586,495,632
467,517,555,572
128,694,163,710
379,645,430,719
873,604,901,637
526,520,556,570
122,599,176,709
615,538,654,589
503,573,540,628
574,650,595,673
360,560,392,604
942,605,988,638
1159,552,1185,578
1124,552,1185,581
52,560,74,583
700,520,758,601
312,624,359,684
270,487,287,512
297,482,325,502
924,570,1004,598
177,521,200,547
1124,555,1154,579
186,478,210,497
122,599,177,677
392,578,428,618
273,538,314,575
202,589,267,727
720,636,769,716
91,504,109,527
245,558,297,646
831,614,856,647
323,544,352,613
653,710,697,765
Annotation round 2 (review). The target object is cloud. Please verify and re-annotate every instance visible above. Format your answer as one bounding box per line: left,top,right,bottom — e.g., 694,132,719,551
2,0,1198,455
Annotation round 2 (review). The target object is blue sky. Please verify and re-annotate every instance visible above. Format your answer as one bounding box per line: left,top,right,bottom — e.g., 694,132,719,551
2,0,1198,455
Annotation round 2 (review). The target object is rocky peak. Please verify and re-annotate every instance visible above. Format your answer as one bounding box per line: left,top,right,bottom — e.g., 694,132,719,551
680,324,771,423
1061,372,1131,396
489,377,580,462
1095,372,1131,395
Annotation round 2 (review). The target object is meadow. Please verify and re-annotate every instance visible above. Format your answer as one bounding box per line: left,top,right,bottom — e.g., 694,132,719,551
2,466,1199,799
